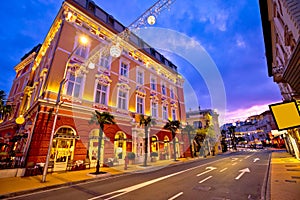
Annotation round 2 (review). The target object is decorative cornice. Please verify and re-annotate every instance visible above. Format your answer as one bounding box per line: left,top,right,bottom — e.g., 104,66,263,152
95,74,112,85
117,83,130,90
14,52,36,72
32,18,63,72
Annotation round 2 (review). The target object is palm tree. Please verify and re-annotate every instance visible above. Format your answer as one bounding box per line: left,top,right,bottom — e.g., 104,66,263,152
183,124,195,158
194,129,206,157
163,120,181,161
139,114,156,166
89,110,115,174
0,90,12,121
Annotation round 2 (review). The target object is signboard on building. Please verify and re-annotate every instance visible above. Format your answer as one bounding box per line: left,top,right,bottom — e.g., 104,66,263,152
269,101,300,131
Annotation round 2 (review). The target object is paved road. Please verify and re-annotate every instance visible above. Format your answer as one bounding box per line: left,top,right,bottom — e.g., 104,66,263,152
7,150,270,200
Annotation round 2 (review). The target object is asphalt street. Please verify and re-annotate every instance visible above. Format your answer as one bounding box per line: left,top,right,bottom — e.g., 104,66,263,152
7,150,270,200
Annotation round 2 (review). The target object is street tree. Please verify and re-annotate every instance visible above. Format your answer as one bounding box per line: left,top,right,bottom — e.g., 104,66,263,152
183,124,195,158
0,90,12,122
163,120,181,161
139,114,156,166
89,110,115,174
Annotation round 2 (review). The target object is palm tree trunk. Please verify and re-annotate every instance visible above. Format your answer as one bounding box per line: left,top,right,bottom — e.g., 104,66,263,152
96,126,103,174
188,131,193,158
172,131,176,161
144,127,148,166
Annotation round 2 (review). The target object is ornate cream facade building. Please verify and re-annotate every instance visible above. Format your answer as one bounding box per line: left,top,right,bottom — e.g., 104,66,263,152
259,0,300,159
0,0,187,171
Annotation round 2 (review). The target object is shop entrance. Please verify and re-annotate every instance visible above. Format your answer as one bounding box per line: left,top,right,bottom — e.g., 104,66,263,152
50,127,77,171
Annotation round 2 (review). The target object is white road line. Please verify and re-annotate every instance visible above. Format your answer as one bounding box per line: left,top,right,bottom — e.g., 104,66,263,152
220,168,228,172
196,167,216,176
168,192,183,200
88,158,228,200
199,176,212,183
232,162,237,166
244,153,255,160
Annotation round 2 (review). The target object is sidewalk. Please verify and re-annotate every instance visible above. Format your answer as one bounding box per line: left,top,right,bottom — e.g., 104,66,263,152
0,150,299,199
269,149,300,200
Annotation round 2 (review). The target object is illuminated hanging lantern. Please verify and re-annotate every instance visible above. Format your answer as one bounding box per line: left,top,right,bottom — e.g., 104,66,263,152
88,62,95,70
147,15,156,25
16,115,25,125
110,43,122,57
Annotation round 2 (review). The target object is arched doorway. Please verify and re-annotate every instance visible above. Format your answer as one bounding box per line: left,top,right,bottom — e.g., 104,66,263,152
88,129,105,167
50,127,78,171
151,136,158,153
114,132,126,162
163,136,170,160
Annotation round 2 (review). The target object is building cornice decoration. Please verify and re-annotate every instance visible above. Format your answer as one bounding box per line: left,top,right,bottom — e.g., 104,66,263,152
162,99,168,106
150,94,159,103
161,95,167,101
170,100,177,108
24,86,34,96
32,18,63,72
39,68,48,77
14,52,36,72
63,1,181,83
117,83,130,91
93,103,108,111
135,86,146,97
95,74,112,85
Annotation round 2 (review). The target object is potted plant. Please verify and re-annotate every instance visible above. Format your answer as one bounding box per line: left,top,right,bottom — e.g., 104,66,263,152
127,152,135,164
150,152,158,162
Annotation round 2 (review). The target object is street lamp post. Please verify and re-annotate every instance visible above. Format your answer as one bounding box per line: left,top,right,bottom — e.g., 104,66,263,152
41,35,89,182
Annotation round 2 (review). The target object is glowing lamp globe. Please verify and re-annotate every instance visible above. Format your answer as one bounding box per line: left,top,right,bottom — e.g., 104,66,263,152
88,62,95,70
147,15,156,25
110,44,122,57
16,115,25,125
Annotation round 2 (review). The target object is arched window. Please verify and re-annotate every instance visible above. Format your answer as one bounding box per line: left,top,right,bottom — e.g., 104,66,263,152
51,127,77,167
114,132,126,159
151,136,158,152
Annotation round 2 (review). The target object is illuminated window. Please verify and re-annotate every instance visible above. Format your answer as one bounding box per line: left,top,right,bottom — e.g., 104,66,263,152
99,52,111,69
151,102,158,118
137,71,144,85
66,73,83,98
95,83,107,105
163,106,168,120
170,87,175,99
193,121,202,129
118,90,127,110
136,96,144,114
172,109,176,120
150,76,156,90
120,62,129,77
161,83,166,95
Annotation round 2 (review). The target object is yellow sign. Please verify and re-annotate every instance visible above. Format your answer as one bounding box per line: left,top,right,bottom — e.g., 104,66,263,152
269,101,300,130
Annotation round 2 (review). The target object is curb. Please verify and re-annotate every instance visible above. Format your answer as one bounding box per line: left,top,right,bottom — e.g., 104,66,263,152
0,173,113,199
260,150,271,200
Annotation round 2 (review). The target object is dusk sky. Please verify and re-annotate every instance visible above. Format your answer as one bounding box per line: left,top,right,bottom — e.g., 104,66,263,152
0,0,282,124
